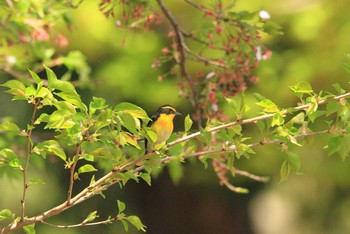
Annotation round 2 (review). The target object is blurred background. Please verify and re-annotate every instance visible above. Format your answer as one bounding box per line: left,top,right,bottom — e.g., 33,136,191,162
1,0,350,233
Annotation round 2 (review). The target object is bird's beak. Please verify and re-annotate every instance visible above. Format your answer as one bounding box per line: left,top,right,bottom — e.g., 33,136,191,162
175,111,182,116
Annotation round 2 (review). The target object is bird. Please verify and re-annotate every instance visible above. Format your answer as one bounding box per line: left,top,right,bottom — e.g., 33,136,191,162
146,105,181,153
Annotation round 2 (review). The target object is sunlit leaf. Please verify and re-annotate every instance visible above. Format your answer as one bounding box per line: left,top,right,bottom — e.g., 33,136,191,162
23,224,35,234
0,121,20,132
184,114,193,132
0,209,14,221
117,200,126,214
83,211,98,223
114,102,149,120
256,99,279,113
289,81,313,94
78,164,97,174
126,215,146,232
140,173,151,186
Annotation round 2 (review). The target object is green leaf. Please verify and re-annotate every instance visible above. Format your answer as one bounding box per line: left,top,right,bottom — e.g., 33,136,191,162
117,200,126,214
23,224,36,234
289,81,313,94
28,178,45,185
0,209,14,221
114,102,149,120
33,140,67,161
121,220,129,232
306,96,318,116
46,109,74,129
118,112,138,133
256,99,279,113
55,91,87,112
126,215,146,232
290,112,305,124
287,152,301,171
89,97,107,115
83,211,98,223
343,62,350,74
271,112,284,126
308,110,326,123
332,83,345,94
28,70,42,84
328,136,344,156
140,173,151,186
0,121,20,132
1,80,26,100
168,160,183,185
229,10,258,20
280,160,290,182
263,20,283,35
184,114,193,132
326,102,340,116
78,164,97,174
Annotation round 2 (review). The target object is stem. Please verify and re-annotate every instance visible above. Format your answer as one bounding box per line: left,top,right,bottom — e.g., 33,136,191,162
2,92,350,233
67,143,82,205
41,217,119,228
156,0,202,127
21,99,40,221
168,92,350,147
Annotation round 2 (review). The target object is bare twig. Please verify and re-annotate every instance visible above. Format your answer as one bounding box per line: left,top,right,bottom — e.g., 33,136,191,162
21,98,40,221
67,144,82,205
168,92,350,147
156,0,203,126
41,217,119,228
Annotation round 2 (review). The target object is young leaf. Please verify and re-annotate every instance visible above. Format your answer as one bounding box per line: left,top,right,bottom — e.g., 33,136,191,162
168,160,183,185
78,164,98,174
34,140,67,161
23,224,36,234
0,121,20,132
327,136,344,156
89,97,107,115
280,160,290,182
184,114,193,132
1,80,26,100
121,220,129,232
28,178,45,185
114,102,149,120
83,211,98,223
256,99,279,113
289,81,313,94
0,209,14,221
117,200,126,214
271,112,284,126
140,173,151,186
126,215,146,232
28,69,41,84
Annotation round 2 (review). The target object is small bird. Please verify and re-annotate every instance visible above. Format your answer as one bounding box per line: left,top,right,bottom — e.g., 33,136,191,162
146,105,181,153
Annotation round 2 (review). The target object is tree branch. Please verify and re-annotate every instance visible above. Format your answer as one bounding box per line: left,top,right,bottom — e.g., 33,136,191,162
41,216,119,228
21,98,40,221
168,92,350,147
2,92,350,233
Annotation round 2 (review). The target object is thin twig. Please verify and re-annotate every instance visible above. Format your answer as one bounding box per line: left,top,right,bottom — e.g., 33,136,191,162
168,92,350,147
67,143,82,205
41,217,118,228
156,0,203,127
2,92,350,233
21,98,40,221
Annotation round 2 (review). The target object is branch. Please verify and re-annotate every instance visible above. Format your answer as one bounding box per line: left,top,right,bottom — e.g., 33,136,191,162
67,143,82,205
2,92,350,233
41,217,119,228
167,92,350,147
21,98,40,220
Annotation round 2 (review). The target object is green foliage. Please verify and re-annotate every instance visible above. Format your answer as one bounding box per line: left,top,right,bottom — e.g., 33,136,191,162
1,1,350,233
